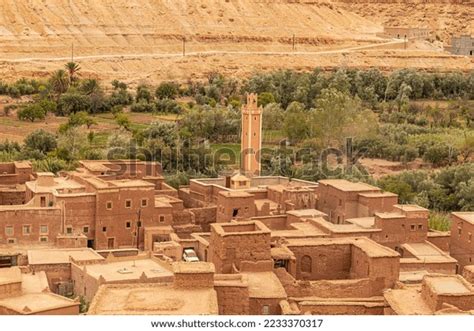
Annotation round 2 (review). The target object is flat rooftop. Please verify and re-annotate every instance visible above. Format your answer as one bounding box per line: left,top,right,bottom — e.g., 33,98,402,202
243,271,287,299
358,191,398,198
319,179,380,192
425,276,472,295
212,221,271,236
384,286,432,315
219,190,254,198
287,209,327,218
307,217,380,234
401,242,456,263
28,248,104,265
88,284,218,315
452,212,474,225
345,217,375,229
173,262,215,274
108,179,154,188
0,269,78,315
83,259,173,282
0,292,78,314
394,204,429,212
25,176,84,193
285,237,399,258
0,266,21,285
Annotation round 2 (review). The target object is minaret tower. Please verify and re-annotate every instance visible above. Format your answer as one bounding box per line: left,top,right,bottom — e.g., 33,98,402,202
241,93,263,177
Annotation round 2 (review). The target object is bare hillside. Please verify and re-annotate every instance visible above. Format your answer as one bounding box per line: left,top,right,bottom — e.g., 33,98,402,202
335,0,473,42
0,0,380,58
0,0,471,83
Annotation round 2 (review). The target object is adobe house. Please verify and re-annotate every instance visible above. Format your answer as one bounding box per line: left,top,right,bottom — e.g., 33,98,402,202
450,212,474,272
384,274,474,315
209,221,273,274
71,253,174,302
317,179,398,224
87,262,218,315
274,237,400,315
0,267,79,315
379,27,430,40
463,265,474,284
27,248,104,295
450,35,474,56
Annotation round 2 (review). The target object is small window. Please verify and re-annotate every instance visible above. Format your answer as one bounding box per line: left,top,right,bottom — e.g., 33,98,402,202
410,224,416,231
458,227,462,236
83,226,89,234
5,226,13,236
401,224,405,228
106,201,113,210
40,225,48,234
469,233,472,243
141,199,148,207
23,225,31,235
66,227,73,234
102,226,107,232
418,224,423,230
262,305,270,315
7,238,16,244
126,221,131,229
339,199,342,206
159,216,165,223
40,237,48,243
125,200,132,208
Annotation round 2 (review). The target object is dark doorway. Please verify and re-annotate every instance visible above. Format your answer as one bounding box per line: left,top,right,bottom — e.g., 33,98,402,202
107,238,115,249
232,208,239,217
87,240,94,249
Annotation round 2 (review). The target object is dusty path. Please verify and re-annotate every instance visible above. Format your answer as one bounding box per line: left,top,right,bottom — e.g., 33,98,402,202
0,39,405,63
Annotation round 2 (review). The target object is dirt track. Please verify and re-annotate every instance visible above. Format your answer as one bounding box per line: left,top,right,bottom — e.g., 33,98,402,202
0,0,471,83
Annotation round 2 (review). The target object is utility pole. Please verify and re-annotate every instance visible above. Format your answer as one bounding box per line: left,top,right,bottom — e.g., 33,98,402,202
182,37,186,57
136,209,142,250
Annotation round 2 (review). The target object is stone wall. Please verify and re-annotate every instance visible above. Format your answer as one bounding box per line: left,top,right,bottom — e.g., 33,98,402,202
0,189,25,205
214,275,250,315
0,207,62,245
288,244,352,280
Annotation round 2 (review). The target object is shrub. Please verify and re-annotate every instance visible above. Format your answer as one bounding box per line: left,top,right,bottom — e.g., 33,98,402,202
130,101,156,113
17,104,46,122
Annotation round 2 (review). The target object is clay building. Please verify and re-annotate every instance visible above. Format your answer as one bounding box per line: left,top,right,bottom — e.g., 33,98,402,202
209,221,273,274
0,267,79,315
180,175,318,222
71,253,174,302
463,265,474,284
384,274,474,315
27,248,104,295
87,262,218,315
0,160,179,250
450,35,474,56
450,212,474,271
2,93,474,315
379,27,430,40
274,237,400,315
317,179,398,223
0,162,33,206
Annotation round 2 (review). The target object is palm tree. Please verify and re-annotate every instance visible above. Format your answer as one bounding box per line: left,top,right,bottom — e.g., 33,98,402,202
65,62,81,84
49,69,70,101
